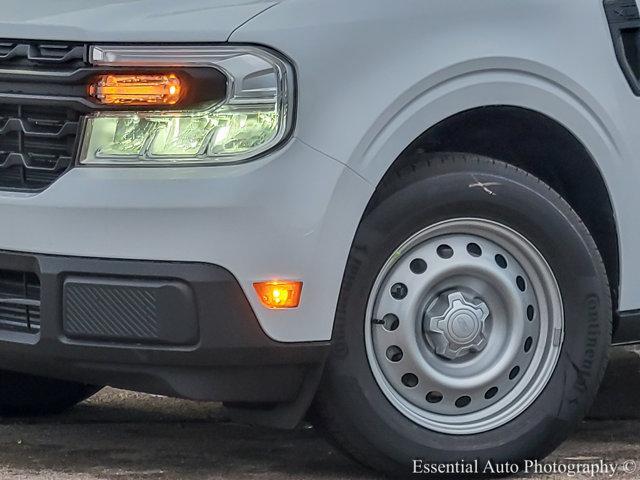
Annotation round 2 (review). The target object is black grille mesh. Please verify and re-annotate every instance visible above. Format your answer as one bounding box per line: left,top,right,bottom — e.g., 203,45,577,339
0,269,41,334
0,41,88,192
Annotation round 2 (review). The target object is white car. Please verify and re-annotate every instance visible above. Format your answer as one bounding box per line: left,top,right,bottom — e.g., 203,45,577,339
0,0,634,474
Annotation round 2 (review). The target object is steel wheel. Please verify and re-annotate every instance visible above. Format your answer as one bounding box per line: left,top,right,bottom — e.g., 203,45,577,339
314,154,611,474
365,218,564,435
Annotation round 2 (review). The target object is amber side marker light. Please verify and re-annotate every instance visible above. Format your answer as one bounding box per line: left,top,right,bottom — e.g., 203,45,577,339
253,281,303,309
88,73,183,106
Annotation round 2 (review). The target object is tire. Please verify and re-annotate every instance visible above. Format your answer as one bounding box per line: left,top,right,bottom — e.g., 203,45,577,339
0,370,100,416
311,153,611,475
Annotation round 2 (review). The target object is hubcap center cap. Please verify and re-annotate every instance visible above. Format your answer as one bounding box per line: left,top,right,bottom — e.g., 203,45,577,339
424,291,490,360
448,311,479,342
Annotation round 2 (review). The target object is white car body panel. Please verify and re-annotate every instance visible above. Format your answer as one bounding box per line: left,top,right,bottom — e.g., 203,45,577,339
0,0,278,42
233,0,638,322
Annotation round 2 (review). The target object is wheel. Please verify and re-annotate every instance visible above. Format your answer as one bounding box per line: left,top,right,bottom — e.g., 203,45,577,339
0,370,100,416
312,153,611,474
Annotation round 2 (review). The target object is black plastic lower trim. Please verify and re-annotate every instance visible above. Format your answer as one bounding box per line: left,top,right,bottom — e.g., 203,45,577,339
0,250,329,405
613,309,640,345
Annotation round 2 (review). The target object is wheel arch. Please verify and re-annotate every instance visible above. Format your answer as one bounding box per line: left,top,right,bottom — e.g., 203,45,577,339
366,106,620,320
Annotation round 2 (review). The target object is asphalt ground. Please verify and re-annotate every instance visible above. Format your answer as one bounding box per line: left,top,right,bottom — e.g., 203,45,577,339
0,347,638,479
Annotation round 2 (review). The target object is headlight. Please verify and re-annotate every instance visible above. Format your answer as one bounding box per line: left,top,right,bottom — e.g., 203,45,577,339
79,45,294,166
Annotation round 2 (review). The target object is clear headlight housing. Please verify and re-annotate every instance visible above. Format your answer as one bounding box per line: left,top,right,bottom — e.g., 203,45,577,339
79,45,294,166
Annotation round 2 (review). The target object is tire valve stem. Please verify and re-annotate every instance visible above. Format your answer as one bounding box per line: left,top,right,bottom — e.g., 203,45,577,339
372,318,385,325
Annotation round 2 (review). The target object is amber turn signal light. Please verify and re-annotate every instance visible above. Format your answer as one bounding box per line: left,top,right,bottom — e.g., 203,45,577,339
88,73,183,106
253,281,303,309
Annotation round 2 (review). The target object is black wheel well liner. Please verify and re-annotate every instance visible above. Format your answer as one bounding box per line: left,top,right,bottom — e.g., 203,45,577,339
381,105,620,317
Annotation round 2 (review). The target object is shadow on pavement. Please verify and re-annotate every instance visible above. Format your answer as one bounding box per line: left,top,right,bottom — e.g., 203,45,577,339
0,346,636,479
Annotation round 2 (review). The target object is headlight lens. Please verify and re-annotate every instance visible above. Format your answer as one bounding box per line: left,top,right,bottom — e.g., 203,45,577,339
79,46,294,165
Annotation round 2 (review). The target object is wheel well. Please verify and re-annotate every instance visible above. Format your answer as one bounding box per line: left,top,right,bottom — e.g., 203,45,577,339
392,106,620,310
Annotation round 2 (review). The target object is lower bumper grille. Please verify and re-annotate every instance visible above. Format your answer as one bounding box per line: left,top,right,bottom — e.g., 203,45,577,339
0,270,41,334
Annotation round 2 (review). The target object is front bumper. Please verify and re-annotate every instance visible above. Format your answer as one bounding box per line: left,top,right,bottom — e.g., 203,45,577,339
0,139,374,342
0,249,329,402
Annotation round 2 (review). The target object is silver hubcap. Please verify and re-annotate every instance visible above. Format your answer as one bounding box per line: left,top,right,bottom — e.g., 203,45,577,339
365,218,564,435
425,291,490,360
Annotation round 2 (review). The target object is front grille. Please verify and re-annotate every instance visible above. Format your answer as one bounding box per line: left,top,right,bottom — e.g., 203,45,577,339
0,41,89,192
0,104,81,191
0,269,41,334
0,42,85,70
